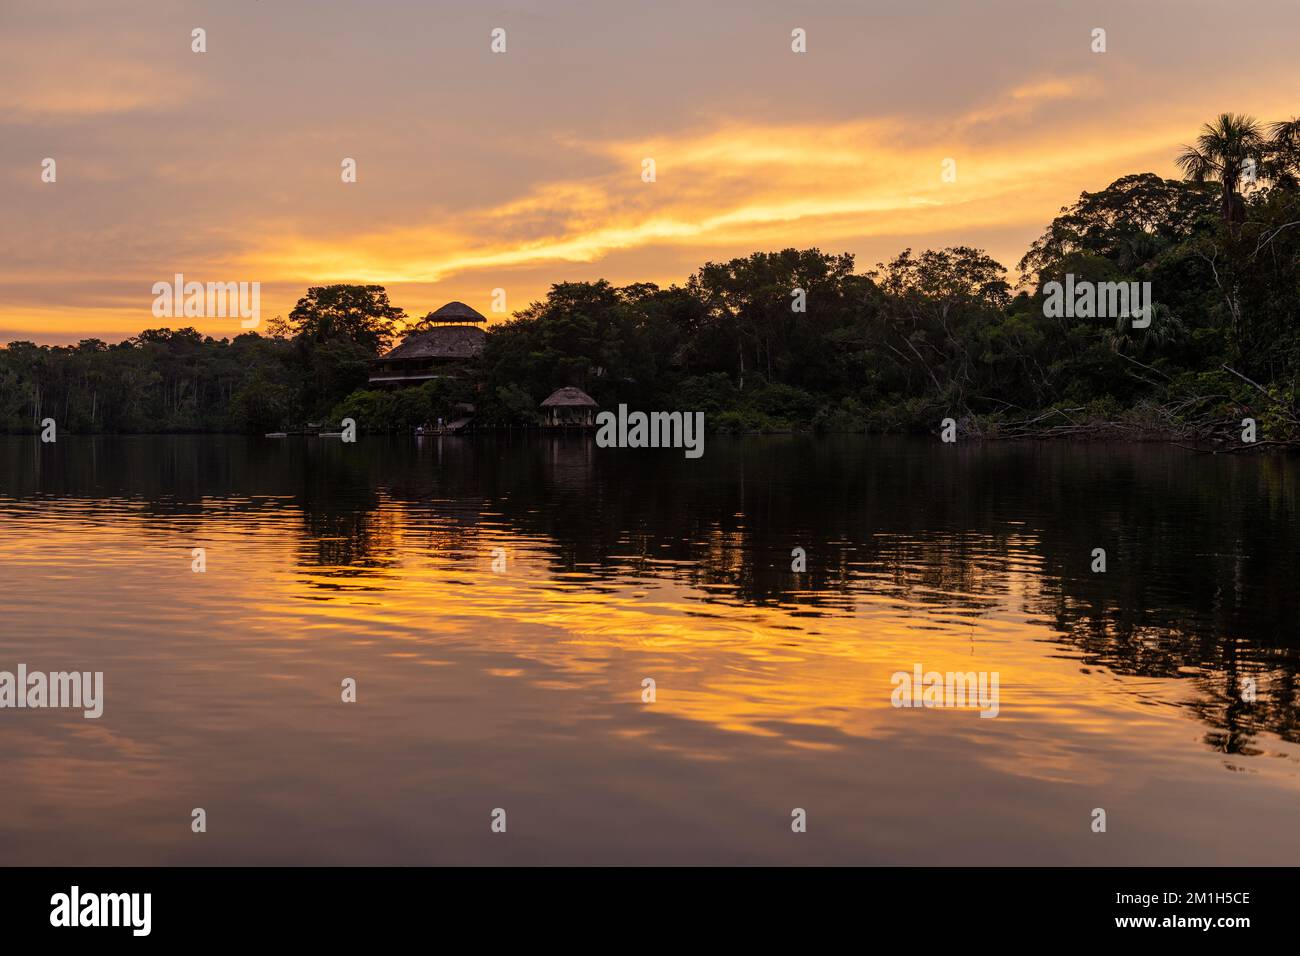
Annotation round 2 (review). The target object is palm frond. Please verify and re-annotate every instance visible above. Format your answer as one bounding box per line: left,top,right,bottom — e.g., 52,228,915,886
1175,145,1213,181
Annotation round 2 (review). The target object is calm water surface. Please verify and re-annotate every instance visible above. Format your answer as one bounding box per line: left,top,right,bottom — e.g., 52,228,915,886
1,435,1297,864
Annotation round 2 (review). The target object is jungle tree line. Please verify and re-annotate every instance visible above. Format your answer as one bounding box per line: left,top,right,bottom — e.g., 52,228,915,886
3,113,1299,438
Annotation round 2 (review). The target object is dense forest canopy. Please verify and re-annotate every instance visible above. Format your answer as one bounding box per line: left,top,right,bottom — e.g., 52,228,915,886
4,114,1299,440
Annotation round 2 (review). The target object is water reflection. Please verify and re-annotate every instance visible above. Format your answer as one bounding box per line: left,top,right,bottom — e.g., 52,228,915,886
1,435,1297,864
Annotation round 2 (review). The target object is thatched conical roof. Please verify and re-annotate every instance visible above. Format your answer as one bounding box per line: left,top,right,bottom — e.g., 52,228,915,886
383,325,485,360
423,301,486,324
540,386,598,408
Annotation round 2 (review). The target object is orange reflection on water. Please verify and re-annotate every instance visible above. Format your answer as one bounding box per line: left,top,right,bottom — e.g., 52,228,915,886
3,442,1299,865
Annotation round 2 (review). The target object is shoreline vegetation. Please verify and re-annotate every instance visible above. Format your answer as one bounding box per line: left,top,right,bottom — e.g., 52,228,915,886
4,114,1300,450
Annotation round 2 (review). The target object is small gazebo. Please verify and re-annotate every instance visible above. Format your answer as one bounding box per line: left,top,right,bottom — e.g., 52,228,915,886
540,386,599,427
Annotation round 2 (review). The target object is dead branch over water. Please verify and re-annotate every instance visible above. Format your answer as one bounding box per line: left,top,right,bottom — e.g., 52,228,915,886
978,377,1300,452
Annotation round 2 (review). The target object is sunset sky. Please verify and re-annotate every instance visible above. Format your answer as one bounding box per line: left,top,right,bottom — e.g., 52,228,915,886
3,0,1299,344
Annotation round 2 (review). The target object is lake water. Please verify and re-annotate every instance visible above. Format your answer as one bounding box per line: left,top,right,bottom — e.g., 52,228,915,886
1,434,1297,865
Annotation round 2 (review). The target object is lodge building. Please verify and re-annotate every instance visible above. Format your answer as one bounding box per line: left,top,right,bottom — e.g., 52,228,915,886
368,301,487,388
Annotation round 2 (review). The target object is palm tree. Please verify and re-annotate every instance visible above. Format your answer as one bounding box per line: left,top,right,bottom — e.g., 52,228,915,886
1265,117,1300,189
1105,303,1185,357
1175,113,1265,224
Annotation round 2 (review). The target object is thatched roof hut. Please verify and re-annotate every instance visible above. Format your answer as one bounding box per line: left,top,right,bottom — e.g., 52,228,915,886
540,386,599,427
